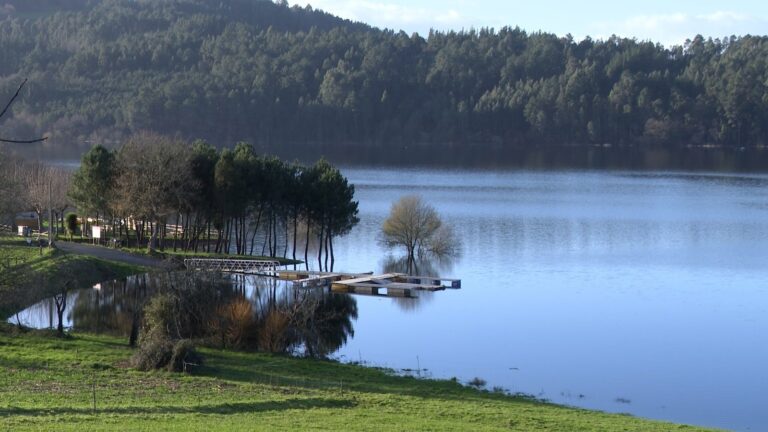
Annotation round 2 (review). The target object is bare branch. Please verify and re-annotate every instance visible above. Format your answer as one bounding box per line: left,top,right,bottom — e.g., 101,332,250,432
0,136,48,144
0,78,28,120
0,78,48,144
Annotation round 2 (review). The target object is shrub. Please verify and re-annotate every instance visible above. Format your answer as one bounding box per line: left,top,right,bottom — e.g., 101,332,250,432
468,377,487,388
133,292,204,373
132,334,174,371
168,339,203,373
139,292,177,344
210,297,255,349
64,213,79,240
259,310,291,353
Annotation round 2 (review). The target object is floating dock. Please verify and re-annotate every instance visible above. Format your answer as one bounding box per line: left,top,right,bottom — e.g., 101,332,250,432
183,261,461,298
277,270,461,298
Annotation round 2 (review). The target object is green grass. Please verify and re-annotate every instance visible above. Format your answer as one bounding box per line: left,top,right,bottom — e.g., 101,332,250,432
0,235,47,265
0,327,719,431
0,235,150,319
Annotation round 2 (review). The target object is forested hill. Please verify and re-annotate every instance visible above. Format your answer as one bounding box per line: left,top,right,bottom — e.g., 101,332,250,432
1,0,767,160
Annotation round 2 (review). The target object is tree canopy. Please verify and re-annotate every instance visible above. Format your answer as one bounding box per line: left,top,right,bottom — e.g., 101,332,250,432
68,133,358,266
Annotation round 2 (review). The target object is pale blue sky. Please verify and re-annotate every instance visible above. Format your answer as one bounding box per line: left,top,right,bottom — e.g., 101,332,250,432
292,0,768,46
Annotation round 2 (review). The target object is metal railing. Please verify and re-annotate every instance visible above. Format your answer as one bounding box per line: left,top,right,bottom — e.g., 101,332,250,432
183,258,281,275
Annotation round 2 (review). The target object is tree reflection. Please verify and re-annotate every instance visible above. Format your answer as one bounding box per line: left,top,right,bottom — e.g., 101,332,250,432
67,272,357,358
381,254,458,312
248,276,358,357
70,274,157,343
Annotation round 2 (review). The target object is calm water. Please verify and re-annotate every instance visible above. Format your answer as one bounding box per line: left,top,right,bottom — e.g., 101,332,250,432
14,169,768,431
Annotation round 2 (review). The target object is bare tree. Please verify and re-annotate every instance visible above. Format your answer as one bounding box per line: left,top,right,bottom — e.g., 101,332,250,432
54,281,71,337
380,195,461,273
20,162,52,243
381,195,442,263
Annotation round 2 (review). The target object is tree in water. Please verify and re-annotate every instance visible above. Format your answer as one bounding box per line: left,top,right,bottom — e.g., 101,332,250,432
380,195,459,273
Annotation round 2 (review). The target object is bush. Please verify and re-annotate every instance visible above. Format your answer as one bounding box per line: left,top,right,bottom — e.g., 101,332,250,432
64,213,79,239
259,310,291,353
132,334,174,371
168,339,203,373
210,297,256,349
468,377,487,388
138,292,177,344
132,292,204,373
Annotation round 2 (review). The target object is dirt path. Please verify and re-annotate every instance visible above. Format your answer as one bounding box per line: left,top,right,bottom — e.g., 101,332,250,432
56,241,165,268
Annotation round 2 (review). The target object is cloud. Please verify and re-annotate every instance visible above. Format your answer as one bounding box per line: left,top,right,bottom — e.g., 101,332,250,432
590,10,768,46
292,0,470,33
696,11,750,23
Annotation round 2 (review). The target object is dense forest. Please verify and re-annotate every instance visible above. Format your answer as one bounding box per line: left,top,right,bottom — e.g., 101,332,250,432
0,0,767,161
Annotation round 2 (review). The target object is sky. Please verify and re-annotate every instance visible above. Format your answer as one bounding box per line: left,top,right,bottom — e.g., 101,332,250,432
290,0,768,46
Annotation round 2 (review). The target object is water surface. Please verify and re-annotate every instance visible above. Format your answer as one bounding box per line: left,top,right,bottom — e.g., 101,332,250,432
335,169,768,432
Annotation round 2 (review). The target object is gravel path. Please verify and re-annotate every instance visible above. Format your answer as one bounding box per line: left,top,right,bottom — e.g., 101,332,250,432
56,241,165,268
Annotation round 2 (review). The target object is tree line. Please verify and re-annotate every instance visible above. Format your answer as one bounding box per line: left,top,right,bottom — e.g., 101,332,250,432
69,132,359,270
0,0,765,159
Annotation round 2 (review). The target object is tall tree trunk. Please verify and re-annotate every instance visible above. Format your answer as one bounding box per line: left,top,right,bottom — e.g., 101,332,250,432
304,220,311,271
324,226,329,272
249,208,263,256
292,211,298,263
317,224,324,270
234,217,241,255
272,213,278,258
206,219,211,253
148,220,158,252
272,213,277,257
283,217,289,258
264,215,272,256
173,213,180,252
242,216,247,254
329,231,335,272
224,219,232,254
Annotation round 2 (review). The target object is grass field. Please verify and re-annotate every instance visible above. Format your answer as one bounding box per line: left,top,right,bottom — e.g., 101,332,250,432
0,326,718,432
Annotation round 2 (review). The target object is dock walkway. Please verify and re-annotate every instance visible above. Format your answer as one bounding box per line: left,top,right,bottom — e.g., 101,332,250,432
277,270,461,297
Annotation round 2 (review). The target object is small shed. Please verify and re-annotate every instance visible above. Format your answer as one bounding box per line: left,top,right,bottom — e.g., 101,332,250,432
15,212,38,236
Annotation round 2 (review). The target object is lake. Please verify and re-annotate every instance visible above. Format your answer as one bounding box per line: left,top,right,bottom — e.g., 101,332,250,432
14,168,768,431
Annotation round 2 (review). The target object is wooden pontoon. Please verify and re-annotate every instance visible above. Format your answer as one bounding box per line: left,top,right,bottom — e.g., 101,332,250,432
277,270,461,297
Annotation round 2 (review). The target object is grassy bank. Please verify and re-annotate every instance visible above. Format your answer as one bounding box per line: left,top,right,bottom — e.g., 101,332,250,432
0,235,149,319
0,326,718,432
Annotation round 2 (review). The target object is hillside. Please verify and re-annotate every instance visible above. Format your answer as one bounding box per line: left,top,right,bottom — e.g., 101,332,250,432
0,0,766,161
